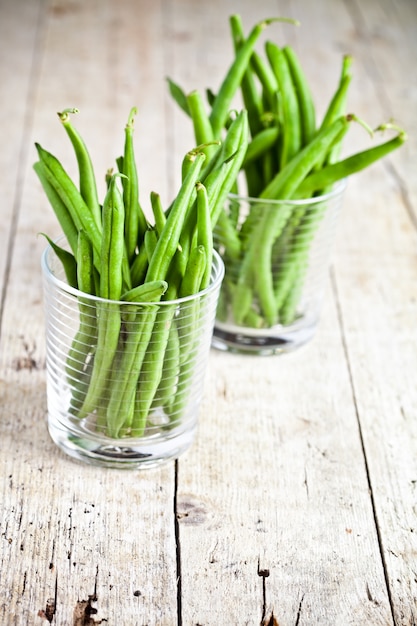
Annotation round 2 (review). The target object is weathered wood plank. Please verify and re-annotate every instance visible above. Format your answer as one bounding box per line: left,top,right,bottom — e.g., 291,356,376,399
0,0,44,307
329,1,417,623
0,0,178,624
177,301,393,625
166,0,398,623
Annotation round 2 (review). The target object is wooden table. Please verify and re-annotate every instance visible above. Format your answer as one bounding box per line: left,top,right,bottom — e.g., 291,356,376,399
1,0,416,623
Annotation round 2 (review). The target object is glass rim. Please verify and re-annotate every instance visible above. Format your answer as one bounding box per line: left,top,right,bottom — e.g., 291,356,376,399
228,178,347,206
41,235,225,307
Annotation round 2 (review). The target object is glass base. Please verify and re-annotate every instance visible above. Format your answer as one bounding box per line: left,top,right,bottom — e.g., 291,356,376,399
211,318,318,356
48,417,196,470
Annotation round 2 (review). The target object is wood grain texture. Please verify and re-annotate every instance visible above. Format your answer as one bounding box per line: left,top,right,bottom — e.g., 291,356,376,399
0,0,415,624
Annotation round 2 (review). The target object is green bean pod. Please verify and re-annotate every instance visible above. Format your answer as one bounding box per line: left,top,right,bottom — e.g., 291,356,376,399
105,281,168,437
317,55,353,167
33,161,79,257
99,174,126,300
250,49,279,113
130,243,149,288
283,45,316,146
152,320,181,411
177,245,209,374
266,41,302,168
179,245,207,298
145,152,206,283
66,230,97,412
121,280,168,303
57,108,102,230
242,126,280,167
230,14,264,137
144,228,158,263
296,128,407,197
121,107,148,259
35,143,102,265
204,110,249,226
77,174,127,420
319,55,353,131
260,114,352,200
150,192,166,236
186,90,216,160
131,305,176,437
209,17,283,137
196,182,214,289
244,115,353,325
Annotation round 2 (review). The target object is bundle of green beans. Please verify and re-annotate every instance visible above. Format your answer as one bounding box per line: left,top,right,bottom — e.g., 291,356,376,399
35,107,248,438
168,14,407,328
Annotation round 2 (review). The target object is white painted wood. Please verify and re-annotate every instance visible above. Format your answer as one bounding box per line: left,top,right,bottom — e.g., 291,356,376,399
0,1,177,624
0,0,44,303
0,0,415,624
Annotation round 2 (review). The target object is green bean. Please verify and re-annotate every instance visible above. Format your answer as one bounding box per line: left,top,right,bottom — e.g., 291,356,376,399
186,90,216,160
144,228,158,263
242,126,280,167
130,243,149,288
250,49,279,113
145,152,206,282
164,251,184,301
57,108,102,230
205,110,249,226
283,45,316,146
247,115,354,324
105,305,157,438
35,143,102,265
176,244,208,369
131,305,176,437
66,230,97,412
260,114,352,200
105,281,168,437
230,14,264,137
127,156,207,431
181,148,199,183
99,174,126,300
215,209,241,261
319,55,352,131
182,142,221,182
273,256,299,315
151,320,181,411
296,128,407,197
209,17,284,137
105,166,115,190
266,41,302,168
77,174,127,420
279,267,304,325
232,279,253,325
179,245,207,297
121,280,168,303
196,182,213,289
33,161,79,257
317,55,353,167
121,107,148,259
150,192,166,236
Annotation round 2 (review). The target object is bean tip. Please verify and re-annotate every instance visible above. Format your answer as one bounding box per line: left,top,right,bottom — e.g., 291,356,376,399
57,108,79,122
126,106,138,130
262,17,300,28
374,120,407,139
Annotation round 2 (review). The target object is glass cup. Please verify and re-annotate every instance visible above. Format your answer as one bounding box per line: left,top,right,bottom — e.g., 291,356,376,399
41,239,224,469
212,180,346,355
